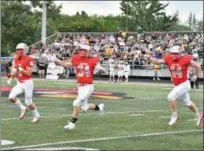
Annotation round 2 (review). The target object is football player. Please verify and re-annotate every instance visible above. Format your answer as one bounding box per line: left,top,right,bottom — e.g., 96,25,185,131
55,45,105,130
109,60,116,82
7,43,40,123
117,61,124,82
123,62,130,83
148,45,203,126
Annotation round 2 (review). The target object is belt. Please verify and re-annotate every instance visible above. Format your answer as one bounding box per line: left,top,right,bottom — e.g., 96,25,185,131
78,83,92,86
18,79,32,83
18,80,26,83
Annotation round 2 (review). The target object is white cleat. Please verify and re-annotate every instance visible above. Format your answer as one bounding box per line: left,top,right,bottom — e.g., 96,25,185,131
168,116,178,126
98,103,104,113
196,112,203,126
31,117,40,123
64,122,75,130
19,108,28,120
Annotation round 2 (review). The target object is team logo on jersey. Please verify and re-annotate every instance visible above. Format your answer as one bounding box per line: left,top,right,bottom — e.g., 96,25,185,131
1,87,134,100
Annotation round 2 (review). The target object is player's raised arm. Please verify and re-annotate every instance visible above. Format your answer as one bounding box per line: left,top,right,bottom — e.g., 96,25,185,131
55,57,73,67
148,53,166,65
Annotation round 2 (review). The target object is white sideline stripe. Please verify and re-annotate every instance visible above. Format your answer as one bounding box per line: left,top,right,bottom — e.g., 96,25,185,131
2,129,203,150
2,108,203,121
1,109,165,121
158,116,170,119
23,147,98,151
130,114,144,116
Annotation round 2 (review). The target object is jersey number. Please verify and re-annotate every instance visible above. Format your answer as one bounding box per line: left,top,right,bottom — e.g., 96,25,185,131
171,65,183,78
77,64,90,77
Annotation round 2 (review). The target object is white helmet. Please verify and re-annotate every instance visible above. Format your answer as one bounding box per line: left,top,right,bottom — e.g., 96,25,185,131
79,45,91,57
16,43,28,51
169,45,180,53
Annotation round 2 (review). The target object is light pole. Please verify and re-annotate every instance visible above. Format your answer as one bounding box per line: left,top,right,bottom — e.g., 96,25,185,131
125,1,129,33
41,1,47,46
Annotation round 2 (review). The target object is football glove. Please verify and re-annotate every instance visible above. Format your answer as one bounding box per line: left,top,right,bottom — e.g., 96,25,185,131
10,68,17,75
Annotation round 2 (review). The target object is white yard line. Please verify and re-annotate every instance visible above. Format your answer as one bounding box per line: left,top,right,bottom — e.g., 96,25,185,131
158,116,170,119
130,114,144,116
2,129,203,150
2,108,203,121
1,109,165,121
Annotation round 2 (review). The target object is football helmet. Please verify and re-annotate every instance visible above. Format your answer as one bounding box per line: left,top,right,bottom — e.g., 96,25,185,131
169,45,180,54
15,43,28,58
79,45,91,57
169,45,181,61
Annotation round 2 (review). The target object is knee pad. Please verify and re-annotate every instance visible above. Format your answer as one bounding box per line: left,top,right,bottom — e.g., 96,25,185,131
73,98,82,107
25,97,33,106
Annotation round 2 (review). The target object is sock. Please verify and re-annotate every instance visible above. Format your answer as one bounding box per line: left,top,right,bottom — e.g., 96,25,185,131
71,117,78,123
32,108,40,118
195,109,200,117
15,99,26,110
94,105,99,110
172,112,177,117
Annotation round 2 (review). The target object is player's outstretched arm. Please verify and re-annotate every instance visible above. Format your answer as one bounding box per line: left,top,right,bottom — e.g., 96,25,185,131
147,53,165,65
55,59,73,67
149,57,165,65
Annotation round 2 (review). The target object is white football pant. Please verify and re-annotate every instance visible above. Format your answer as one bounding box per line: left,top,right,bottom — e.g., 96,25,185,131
167,80,192,106
9,79,34,106
73,84,94,111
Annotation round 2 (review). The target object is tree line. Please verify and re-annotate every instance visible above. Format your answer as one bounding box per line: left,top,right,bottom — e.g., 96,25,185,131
1,0,203,56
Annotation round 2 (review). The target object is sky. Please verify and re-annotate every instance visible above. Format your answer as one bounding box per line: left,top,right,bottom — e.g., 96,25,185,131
54,1,203,24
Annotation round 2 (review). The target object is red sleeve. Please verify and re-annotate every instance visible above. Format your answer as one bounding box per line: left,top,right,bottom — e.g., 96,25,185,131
183,55,193,66
71,55,78,65
27,57,34,67
93,57,99,67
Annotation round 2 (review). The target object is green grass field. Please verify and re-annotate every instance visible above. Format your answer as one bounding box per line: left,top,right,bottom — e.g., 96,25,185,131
0,78,203,150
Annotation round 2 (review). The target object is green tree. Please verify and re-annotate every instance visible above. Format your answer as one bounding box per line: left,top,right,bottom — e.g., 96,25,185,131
196,18,203,31
1,1,40,56
192,13,197,31
120,0,178,31
187,12,193,30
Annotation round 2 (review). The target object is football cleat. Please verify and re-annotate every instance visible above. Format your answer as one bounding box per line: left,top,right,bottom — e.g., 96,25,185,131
64,122,75,130
31,117,40,123
98,103,104,113
196,112,203,126
168,116,178,126
19,108,28,120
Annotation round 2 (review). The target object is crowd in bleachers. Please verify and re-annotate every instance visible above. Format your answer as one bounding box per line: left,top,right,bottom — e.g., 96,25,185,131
1,31,203,78
34,31,203,66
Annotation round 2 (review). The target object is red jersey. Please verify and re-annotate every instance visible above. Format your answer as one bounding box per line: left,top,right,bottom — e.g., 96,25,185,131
13,55,34,82
163,55,192,86
71,55,99,84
